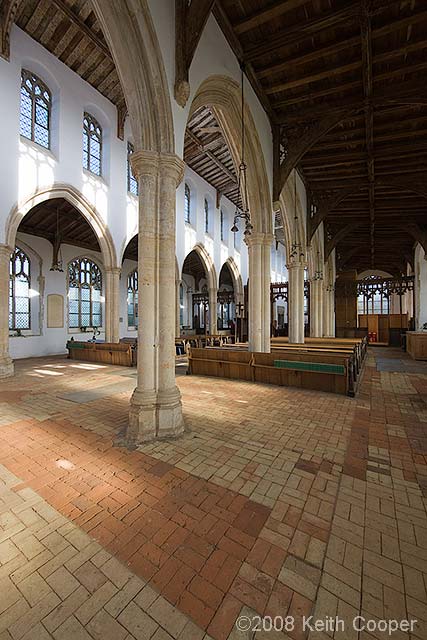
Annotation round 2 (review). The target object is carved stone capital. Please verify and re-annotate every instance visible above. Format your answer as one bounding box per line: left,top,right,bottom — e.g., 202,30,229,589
130,150,160,180
159,153,185,187
245,231,267,248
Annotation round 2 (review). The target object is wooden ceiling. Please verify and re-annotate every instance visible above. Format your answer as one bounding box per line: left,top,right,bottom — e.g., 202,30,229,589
18,197,100,252
215,0,427,274
14,0,127,136
184,106,241,209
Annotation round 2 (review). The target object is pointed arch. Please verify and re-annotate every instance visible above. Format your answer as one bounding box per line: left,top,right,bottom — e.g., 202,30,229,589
275,172,305,261
188,75,272,234
91,0,174,153
184,242,217,292
222,257,244,303
5,184,117,270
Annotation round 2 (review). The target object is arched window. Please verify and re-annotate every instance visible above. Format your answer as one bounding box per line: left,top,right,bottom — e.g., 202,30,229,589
220,209,224,242
9,247,31,331
204,198,209,233
127,270,138,327
83,113,102,176
68,258,102,329
127,142,138,195
20,69,51,149
357,284,390,315
184,183,191,223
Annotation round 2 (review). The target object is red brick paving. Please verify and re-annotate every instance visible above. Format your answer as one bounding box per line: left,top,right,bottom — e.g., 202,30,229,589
0,416,280,639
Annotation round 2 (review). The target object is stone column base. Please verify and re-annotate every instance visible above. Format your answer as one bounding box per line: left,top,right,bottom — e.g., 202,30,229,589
0,357,14,379
127,387,184,446
157,386,185,439
127,389,157,446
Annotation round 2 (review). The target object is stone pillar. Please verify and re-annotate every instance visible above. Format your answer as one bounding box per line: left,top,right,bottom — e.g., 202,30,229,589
323,284,335,337
0,245,14,378
288,260,305,343
262,233,274,352
310,278,324,337
176,278,181,337
246,232,263,352
157,154,185,438
209,287,218,335
128,151,185,444
105,267,121,343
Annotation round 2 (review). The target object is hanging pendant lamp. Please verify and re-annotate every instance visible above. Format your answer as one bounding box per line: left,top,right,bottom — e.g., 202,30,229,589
231,63,253,236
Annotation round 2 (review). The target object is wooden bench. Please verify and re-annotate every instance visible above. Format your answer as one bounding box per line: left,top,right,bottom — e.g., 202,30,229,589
271,336,367,361
189,347,357,396
270,343,361,378
66,341,133,367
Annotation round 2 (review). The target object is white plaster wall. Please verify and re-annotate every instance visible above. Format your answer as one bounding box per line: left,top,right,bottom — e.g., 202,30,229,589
10,233,106,359
176,167,248,284
0,27,138,255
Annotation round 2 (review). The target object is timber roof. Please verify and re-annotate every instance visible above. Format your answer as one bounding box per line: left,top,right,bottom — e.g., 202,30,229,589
216,0,427,273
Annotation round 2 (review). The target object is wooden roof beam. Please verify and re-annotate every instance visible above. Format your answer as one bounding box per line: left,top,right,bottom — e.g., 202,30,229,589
234,0,309,35
186,127,237,184
175,0,216,107
212,2,274,118
50,0,112,60
265,60,362,95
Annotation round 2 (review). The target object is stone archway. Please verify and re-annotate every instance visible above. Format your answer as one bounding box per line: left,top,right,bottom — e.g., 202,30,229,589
5,184,117,269
181,243,218,334
223,257,244,303
188,75,271,235
91,0,174,154
3,184,120,348
187,75,273,351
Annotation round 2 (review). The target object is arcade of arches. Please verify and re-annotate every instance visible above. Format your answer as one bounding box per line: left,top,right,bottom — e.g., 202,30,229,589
0,2,426,640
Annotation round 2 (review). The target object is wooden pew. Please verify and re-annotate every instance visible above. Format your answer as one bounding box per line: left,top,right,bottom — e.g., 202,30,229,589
270,344,358,387
67,341,133,366
189,347,357,396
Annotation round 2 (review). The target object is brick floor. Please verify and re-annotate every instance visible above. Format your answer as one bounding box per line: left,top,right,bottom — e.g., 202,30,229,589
0,348,426,639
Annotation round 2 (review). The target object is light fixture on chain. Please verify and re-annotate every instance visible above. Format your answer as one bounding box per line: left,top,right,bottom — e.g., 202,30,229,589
231,63,253,237
50,206,64,272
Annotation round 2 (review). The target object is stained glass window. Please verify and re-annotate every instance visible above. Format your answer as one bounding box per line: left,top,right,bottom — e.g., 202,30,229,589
68,258,102,329
127,270,138,327
184,183,191,223
9,247,31,330
127,142,138,195
83,113,102,176
20,69,51,149
220,209,224,242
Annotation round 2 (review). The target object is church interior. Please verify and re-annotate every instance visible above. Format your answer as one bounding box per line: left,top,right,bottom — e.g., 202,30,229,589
0,1,426,639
